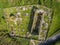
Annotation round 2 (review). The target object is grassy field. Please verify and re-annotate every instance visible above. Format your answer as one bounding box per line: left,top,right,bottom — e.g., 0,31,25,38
0,0,39,45
46,0,60,45
0,30,29,45
0,0,60,45
3,5,51,39
3,6,32,36
47,0,60,37
0,0,59,37
0,0,39,8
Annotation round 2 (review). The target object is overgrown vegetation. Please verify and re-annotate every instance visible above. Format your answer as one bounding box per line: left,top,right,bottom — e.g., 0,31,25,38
0,0,60,45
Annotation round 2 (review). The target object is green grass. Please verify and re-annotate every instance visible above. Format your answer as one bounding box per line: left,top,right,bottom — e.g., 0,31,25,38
47,0,60,37
3,6,32,36
0,30,29,45
55,41,60,45
0,8,7,30
0,0,60,45
3,5,51,37
0,0,39,8
0,29,30,45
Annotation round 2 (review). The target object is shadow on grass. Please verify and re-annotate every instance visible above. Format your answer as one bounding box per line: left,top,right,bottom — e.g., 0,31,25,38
28,6,38,33
38,0,42,5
